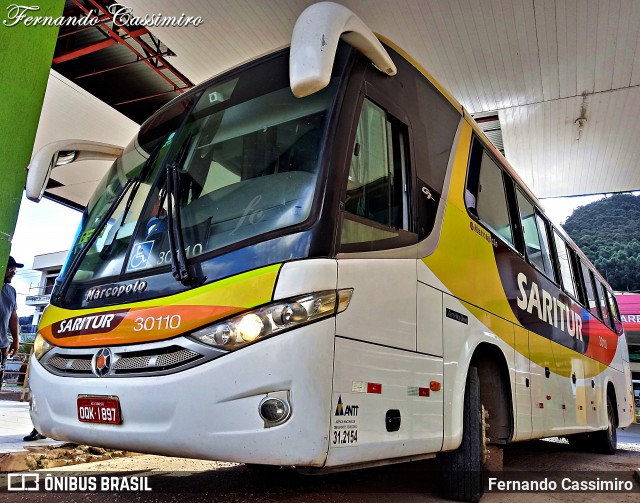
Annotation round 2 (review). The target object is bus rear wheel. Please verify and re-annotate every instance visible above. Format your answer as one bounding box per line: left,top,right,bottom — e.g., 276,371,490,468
441,366,485,502
591,395,617,455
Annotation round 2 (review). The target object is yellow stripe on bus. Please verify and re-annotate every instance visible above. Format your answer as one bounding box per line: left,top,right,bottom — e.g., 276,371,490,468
38,264,282,347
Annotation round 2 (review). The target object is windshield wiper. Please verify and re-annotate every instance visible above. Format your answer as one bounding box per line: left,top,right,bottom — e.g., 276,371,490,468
165,133,200,286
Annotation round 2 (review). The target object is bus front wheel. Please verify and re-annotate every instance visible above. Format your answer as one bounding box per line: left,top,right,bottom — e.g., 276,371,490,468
440,366,485,502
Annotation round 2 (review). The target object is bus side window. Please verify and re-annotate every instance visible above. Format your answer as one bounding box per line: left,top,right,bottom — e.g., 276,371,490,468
581,261,602,319
515,189,554,278
552,230,578,299
606,289,624,334
340,98,415,250
465,141,515,246
595,280,614,330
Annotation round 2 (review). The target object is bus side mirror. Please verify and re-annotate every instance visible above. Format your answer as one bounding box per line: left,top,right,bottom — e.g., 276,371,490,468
290,2,397,98
25,140,124,202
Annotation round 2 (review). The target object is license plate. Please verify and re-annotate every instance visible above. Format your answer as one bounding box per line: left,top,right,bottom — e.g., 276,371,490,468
77,396,122,425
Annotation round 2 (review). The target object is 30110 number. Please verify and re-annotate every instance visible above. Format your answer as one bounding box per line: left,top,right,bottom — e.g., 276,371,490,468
133,315,182,332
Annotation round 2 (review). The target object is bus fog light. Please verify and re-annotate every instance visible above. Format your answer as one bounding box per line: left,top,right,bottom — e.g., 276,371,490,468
259,392,291,427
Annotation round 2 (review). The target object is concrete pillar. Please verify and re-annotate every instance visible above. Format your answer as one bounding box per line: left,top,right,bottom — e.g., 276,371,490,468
0,0,65,276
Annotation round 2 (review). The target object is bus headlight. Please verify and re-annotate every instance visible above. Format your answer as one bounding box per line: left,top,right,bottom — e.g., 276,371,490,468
190,289,353,351
33,333,55,360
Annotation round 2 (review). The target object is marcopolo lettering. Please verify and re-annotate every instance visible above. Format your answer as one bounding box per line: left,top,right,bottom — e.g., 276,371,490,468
516,272,583,341
85,280,147,302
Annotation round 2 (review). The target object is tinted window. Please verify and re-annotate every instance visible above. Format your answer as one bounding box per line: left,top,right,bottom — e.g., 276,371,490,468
516,189,553,277
606,289,623,333
341,98,413,249
553,231,577,298
580,261,601,319
466,147,514,246
595,280,613,330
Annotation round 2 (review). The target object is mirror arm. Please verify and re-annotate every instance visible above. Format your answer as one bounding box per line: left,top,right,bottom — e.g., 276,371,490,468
26,140,123,202
290,1,397,98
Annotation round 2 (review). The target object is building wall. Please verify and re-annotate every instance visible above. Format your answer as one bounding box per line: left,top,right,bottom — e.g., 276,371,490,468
616,293,640,399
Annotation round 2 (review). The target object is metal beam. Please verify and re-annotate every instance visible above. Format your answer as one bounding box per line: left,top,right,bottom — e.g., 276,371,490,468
68,0,191,93
53,37,116,64
52,27,148,64
114,89,184,106
74,51,172,79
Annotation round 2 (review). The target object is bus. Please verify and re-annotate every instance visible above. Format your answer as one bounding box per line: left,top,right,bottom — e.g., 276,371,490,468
26,2,633,501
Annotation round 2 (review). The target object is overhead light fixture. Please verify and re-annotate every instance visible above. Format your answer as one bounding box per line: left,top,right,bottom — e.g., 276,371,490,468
575,117,587,141
55,151,76,166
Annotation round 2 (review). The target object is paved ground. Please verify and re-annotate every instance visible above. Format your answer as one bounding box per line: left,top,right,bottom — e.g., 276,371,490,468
1,393,639,501
0,394,64,456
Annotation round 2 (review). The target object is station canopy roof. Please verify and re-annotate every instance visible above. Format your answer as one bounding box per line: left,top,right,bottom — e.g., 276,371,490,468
32,0,640,211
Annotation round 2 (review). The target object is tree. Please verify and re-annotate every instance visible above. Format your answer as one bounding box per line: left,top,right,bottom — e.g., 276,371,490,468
562,193,640,292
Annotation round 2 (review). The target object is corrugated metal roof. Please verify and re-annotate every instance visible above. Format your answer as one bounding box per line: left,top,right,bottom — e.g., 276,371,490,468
35,0,640,208
52,0,194,125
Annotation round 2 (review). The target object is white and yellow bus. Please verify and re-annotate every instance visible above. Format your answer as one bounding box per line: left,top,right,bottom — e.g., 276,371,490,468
27,3,633,501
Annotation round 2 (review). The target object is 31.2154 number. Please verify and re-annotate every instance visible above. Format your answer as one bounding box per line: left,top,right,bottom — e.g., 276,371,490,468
333,429,358,445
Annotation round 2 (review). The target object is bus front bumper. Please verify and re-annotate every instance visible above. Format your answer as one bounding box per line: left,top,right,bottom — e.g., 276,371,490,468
29,319,335,466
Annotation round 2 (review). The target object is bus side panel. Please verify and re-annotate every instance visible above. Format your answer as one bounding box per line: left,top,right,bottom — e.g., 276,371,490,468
273,259,338,300
440,295,516,451
417,282,443,357
551,339,588,434
568,356,589,430
326,337,443,466
581,356,602,432
513,324,533,441
594,333,633,429
528,332,565,437
606,362,634,428
336,259,417,351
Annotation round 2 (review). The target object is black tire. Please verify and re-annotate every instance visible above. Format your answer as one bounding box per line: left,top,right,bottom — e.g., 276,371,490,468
441,366,484,502
567,432,591,451
591,395,617,454
243,463,281,471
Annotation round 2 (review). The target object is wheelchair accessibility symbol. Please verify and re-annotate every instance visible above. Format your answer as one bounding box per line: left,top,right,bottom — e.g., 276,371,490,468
128,241,154,270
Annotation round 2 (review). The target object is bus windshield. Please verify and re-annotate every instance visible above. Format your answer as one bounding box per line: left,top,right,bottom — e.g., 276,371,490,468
65,53,339,286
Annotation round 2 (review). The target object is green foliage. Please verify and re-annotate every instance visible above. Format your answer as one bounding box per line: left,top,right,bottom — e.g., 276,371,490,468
563,194,640,292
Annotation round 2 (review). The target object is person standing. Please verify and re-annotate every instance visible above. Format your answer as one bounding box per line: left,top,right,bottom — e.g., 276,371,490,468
2,255,47,441
1,256,21,390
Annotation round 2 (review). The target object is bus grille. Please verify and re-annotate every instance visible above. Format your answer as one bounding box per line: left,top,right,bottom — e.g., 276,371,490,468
41,343,209,378
46,355,92,373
